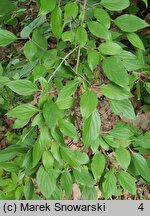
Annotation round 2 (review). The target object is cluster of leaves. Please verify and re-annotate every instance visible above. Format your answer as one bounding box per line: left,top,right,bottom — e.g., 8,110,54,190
0,0,150,200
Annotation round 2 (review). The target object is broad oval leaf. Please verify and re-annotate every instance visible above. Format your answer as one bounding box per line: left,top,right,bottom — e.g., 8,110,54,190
73,167,95,187
127,33,145,50
64,2,78,20
37,166,56,199
42,150,54,170
100,0,130,11
88,21,111,40
91,152,105,181
132,153,150,182
58,80,79,99
102,170,117,199
94,8,111,29
100,83,131,100
82,110,101,150
32,141,43,168
0,29,17,47
39,0,57,14
80,90,98,119
87,50,100,71
102,56,129,87
6,80,38,96
114,14,149,32
62,31,75,43
59,119,79,141
109,99,136,120
61,171,73,198
43,100,59,132
50,7,63,38
76,26,88,47
115,147,131,170
99,42,122,55
23,41,38,61
6,104,39,120
60,146,81,171
118,171,136,195
117,50,144,71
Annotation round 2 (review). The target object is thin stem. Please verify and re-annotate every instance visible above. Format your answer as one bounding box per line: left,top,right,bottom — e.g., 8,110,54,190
82,0,87,23
75,47,81,74
48,47,78,82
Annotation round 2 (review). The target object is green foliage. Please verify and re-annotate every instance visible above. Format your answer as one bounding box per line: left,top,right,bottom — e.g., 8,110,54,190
0,0,150,200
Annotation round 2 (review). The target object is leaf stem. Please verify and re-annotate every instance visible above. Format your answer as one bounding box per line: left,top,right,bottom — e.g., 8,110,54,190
48,46,78,82
75,47,81,74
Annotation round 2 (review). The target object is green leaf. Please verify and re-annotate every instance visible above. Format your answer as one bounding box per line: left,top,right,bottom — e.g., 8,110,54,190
99,42,122,55
103,135,119,148
118,171,136,195
118,50,144,71
33,65,47,82
6,79,38,96
7,104,39,120
20,15,46,38
56,97,74,110
42,150,54,170
141,0,148,7
82,110,101,149
114,14,149,32
102,56,129,87
102,170,117,199
59,119,79,140
32,28,48,50
37,166,56,199
24,179,34,200
61,171,73,198
64,2,78,20
132,153,150,182
100,0,130,11
43,100,59,132
127,33,145,50
76,26,88,47
0,29,17,47
39,0,56,14
0,0,15,16
13,118,30,129
0,146,27,162
0,64,3,75
74,150,89,165
62,31,75,43
91,152,105,181
60,146,81,171
109,123,133,140
133,131,150,149
88,21,111,40
100,83,131,100
94,8,111,29
50,7,63,39
0,76,10,88
80,90,98,119
145,83,150,93
87,50,100,71
58,80,79,99
73,167,95,187
32,141,42,167
109,99,136,120
23,41,38,61
115,147,131,170
0,162,19,172
81,186,97,200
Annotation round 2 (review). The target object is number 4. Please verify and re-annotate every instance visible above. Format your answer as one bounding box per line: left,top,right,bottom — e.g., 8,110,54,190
138,203,144,211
